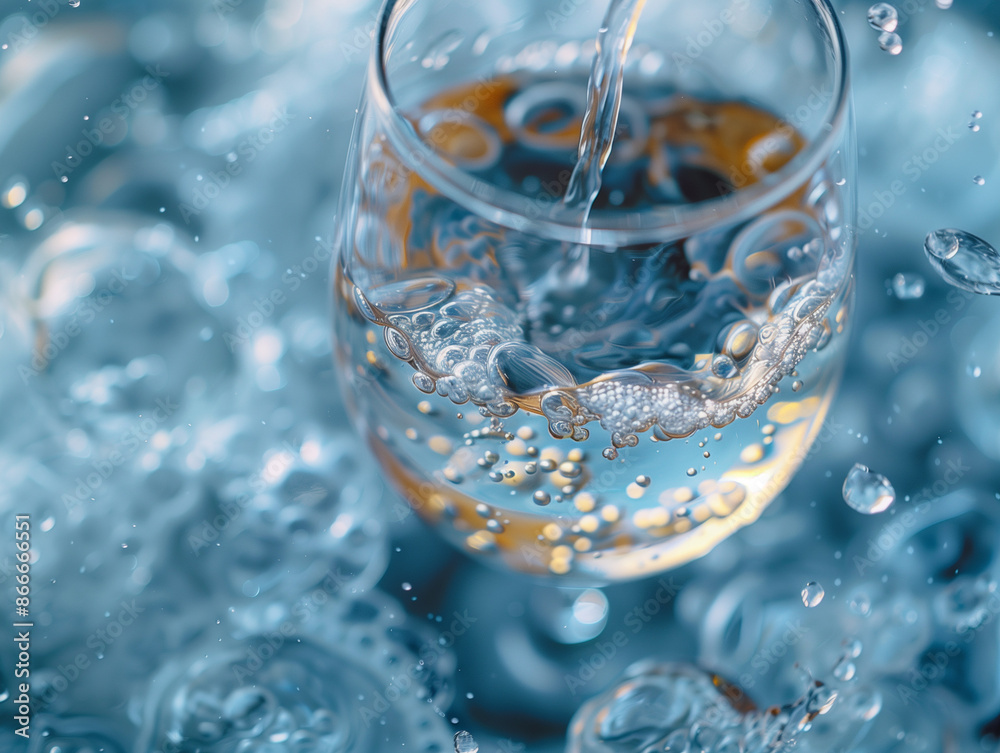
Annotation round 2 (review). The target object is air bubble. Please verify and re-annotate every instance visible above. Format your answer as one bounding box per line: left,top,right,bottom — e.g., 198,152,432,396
867,3,899,32
878,31,903,55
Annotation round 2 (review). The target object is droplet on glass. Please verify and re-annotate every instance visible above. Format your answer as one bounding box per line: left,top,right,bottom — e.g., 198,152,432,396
891,272,925,300
924,228,1000,295
842,463,896,514
802,581,825,608
878,31,903,55
974,175,986,186
867,3,899,31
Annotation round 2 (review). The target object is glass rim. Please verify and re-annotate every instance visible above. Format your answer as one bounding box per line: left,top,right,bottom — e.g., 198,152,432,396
371,0,851,247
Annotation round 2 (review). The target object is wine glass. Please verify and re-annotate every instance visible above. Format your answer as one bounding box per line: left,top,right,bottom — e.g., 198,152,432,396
331,0,856,583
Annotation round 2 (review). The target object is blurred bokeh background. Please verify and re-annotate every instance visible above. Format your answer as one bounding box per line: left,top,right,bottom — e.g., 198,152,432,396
1,0,1000,751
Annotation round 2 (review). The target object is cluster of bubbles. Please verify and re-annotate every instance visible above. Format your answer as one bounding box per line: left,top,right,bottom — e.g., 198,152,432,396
867,3,904,56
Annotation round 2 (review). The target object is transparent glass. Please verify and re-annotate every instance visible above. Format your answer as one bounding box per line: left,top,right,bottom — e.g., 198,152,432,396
332,0,856,583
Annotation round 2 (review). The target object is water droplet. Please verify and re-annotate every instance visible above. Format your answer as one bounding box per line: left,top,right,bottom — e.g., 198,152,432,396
802,581,825,607
454,730,479,753
973,110,983,119
970,123,981,132
867,3,899,31
533,490,551,506
974,175,986,186
402,582,412,591
924,228,1000,295
891,272,925,299
842,463,896,514
69,0,81,7
967,357,982,378
878,31,903,55
635,475,651,488
602,447,618,460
